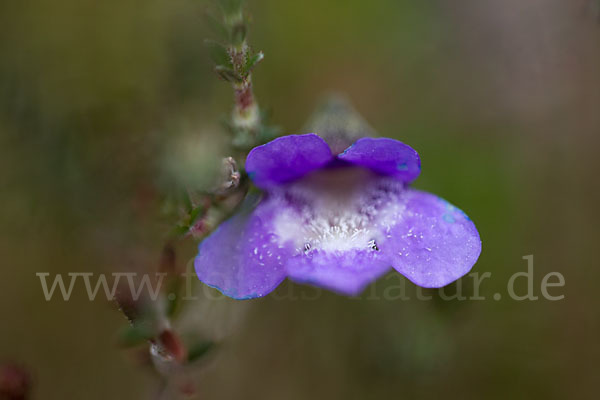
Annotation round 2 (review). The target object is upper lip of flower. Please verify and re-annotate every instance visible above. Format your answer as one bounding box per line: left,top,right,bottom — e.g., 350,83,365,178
245,133,421,190
195,133,481,299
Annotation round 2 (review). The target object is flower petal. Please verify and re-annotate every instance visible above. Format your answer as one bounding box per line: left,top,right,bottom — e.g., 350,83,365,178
245,133,333,189
264,168,401,295
338,137,421,183
194,200,291,300
381,189,481,288
285,250,391,296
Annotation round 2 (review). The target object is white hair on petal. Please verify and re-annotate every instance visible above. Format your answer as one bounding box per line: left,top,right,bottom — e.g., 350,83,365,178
271,167,406,254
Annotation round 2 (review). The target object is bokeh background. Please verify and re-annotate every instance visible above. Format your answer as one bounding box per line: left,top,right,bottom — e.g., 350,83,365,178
1,0,599,398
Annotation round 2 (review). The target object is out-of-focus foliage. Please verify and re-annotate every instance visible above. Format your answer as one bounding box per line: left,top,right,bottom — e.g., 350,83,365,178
1,0,599,399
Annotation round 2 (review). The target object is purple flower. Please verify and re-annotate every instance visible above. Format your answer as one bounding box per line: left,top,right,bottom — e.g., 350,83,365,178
195,134,481,299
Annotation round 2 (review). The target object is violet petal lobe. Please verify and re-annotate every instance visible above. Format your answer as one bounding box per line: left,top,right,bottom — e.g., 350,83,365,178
285,250,391,296
382,189,481,288
245,133,333,189
338,137,421,183
194,201,291,300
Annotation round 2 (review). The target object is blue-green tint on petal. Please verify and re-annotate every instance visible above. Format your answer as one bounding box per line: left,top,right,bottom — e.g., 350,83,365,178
382,189,481,288
338,137,421,183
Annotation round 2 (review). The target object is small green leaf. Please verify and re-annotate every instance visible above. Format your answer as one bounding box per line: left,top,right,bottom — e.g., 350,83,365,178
244,51,264,75
118,323,154,347
188,209,201,226
204,13,229,41
181,189,193,212
215,65,242,83
187,340,215,363
205,40,232,68
219,0,244,18
231,22,247,47
169,224,190,239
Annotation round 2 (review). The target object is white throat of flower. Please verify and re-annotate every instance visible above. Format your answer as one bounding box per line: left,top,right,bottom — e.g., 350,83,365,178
271,167,405,255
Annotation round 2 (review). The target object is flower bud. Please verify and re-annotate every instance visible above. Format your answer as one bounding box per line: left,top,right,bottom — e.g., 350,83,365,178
217,157,241,193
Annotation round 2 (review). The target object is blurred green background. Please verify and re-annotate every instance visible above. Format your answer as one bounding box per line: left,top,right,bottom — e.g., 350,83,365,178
1,0,599,398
